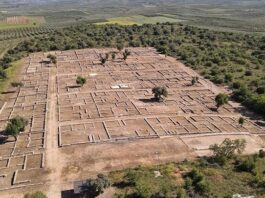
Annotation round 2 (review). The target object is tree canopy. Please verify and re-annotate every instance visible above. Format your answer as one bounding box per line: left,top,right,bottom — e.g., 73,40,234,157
76,76,86,87
209,138,246,165
152,86,168,101
5,116,28,141
215,93,228,109
81,174,111,198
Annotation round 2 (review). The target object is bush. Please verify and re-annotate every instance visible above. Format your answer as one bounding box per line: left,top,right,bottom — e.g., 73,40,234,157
232,81,242,89
185,169,210,196
232,86,251,102
0,68,7,79
246,94,265,115
258,149,265,158
238,117,244,126
176,188,186,198
81,174,111,197
23,191,47,198
11,81,24,87
215,93,228,108
235,157,256,173
195,180,210,196
245,70,252,76
47,54,57,64
256,87,265,94
225,73,233,82
76,76,86,86
186,169,204,185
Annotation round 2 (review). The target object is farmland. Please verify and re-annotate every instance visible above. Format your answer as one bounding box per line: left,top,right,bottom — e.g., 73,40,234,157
96,15,184,26
0,16,46,30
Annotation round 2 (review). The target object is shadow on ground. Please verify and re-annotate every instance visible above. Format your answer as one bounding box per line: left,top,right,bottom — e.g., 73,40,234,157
139,98,160,103
61,190,79,198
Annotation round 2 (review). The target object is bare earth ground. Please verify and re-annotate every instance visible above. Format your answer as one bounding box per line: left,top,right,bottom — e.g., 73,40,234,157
0,47,264,198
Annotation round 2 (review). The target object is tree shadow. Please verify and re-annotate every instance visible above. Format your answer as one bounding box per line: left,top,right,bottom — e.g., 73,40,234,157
0,132,8,144
209,107,218,112
67,85,81,89
112,181,129,189
233,103,265,122
40,60,51,64
61,190,80,198
139,98,161,103
1,90,16,94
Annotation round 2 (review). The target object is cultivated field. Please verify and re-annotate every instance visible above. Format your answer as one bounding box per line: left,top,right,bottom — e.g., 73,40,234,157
96,15,184,25
0,47,264,197
0,16,45,30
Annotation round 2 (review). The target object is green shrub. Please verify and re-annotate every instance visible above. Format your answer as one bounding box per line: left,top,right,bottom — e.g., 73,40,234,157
232,86,252,102
185,169,210,196
245,70,252,76
23,191,47,198
195,180,211,196
81,174,111,197
258,149,265,158
0,68,7,79
76,76,86,86
5,116,28,141
246,94,265,115
256,87,265,94
232,82,242,89
215,93,228,108
11,81,24,87
235,157,256,173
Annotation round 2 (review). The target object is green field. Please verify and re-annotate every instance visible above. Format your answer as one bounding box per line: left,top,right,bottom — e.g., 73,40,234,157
96,15,184,25
0,39,21,58
0,16,45,30
0,60,22,99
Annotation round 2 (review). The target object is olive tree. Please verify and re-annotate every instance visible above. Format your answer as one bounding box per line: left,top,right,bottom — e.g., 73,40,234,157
111,53,116,60
215,93,228,109
5,116,28,141
152,86,168,102
209,138,246,165
239,117,245,126
191,76,199,85
123,49,131,60
99,54,107,65
117,43,124,52
11,81,24,88
47,54,57,64
76,76,86,87
81,174,111,198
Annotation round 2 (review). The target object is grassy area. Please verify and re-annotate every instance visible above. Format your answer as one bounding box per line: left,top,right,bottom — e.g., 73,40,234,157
109,155,265,197
96,15,184,26
0,60,23,99
0,16,45,30
0,39,22,58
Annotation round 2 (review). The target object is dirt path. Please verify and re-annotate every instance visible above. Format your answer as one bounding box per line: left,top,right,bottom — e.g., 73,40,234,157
45,68,62,198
